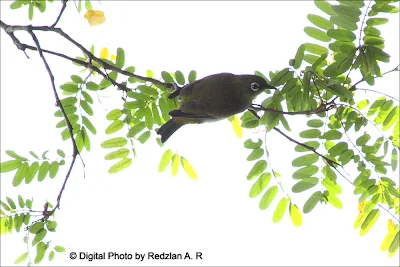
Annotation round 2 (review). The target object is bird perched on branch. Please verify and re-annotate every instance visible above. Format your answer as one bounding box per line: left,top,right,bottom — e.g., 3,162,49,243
157,72,276,143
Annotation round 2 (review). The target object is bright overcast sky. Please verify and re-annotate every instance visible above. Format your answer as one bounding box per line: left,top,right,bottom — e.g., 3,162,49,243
1,1,399,266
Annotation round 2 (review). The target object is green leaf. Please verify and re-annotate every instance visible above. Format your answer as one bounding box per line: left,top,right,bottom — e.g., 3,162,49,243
293,44,305,69
328,142,348,157
108,158,132,174
389,230,400,254
101,137,127,148
1,160,21,173
300,129,321,138
292,154,319,167
104,148,129,160
303,191,323,213
270,68,292,86
366,17,389,26
60,83,79,93
372,4,399,13
37,161,50,181
339,149,354,165
322,178,342,194
6,197,16,210
80,100,93,116
188,70,197,83
292,178,319,193
151,102,163,126
304,27,331,42
137,85,159,97
357,99,370,110
49,251,55,261
34,241,47,264
307,119,324,128
295,141,320,152
86,81,99,91
18,195,25,208
331,4,361,21
29,222,44,234
82,116,96,135
0,200,10,211
115,47,125,68
105,120,124,135
247,160,267,180
54,245,66,253
330,15,358,31
320,130,342,140
314,0,335,16
326,84,352,98
289,203,302,227
259,185,278,210
49,161,59,179
60,97,77,107
382,106,399,131
124,101,146,110
158,149,173,172
161,71,174,84
127,121,146,138
307,14,334,30
14,252,28,264
326,192,343,209
181,157,197,180
174,71,185,85
13,162,29,187
292,165,319,179
170,153,180,176
137,131,151,144
47,220,57,232
106,109,123,121
272,197,289,223
391,148,398,172
144,107,154,130
32,229,47,246
25,199,32,210
244,138,263,149
360,209,380,236
247,148,264,161
304,43,329,55
82,91,93,104
249,173,271,198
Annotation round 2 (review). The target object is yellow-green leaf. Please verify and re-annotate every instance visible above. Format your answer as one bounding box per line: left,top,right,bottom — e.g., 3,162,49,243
181,157,197,180
289,203,302,227
158,149,173,172
272,197,289,223
108,158,132,174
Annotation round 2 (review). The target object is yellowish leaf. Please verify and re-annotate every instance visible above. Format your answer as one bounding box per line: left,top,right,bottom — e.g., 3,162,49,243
99,47,108,59
358,200,367,213
110,54,117,61
84,10,106,26
180,156,198,180
231,115,243,138
388,219,396,233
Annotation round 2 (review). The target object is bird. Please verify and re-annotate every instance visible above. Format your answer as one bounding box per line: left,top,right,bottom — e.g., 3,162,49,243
156,72,276,143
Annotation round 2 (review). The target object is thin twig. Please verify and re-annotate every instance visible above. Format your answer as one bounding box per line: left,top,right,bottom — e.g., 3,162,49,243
27,27,81,217
0,21,175,90
273,127,341,168
51,0,68,28
250,103,333,115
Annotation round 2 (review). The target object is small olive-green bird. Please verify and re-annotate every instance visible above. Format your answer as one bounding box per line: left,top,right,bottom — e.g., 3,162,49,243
157,73,276,143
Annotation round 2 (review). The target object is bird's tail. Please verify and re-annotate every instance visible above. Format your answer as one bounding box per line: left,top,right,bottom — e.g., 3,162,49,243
157,119,184,143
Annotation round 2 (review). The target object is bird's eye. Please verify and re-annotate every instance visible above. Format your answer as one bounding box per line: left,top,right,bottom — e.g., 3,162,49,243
250,82,260,91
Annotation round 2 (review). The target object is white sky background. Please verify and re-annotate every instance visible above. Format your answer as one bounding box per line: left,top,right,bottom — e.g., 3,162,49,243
1,1,399,266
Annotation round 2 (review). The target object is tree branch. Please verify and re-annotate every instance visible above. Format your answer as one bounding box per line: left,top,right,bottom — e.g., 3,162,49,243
27,27,81,218
51,0,68,28
0,20,176,90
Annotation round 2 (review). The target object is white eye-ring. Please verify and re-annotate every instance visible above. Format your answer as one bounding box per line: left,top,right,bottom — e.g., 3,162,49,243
250,82,260,91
